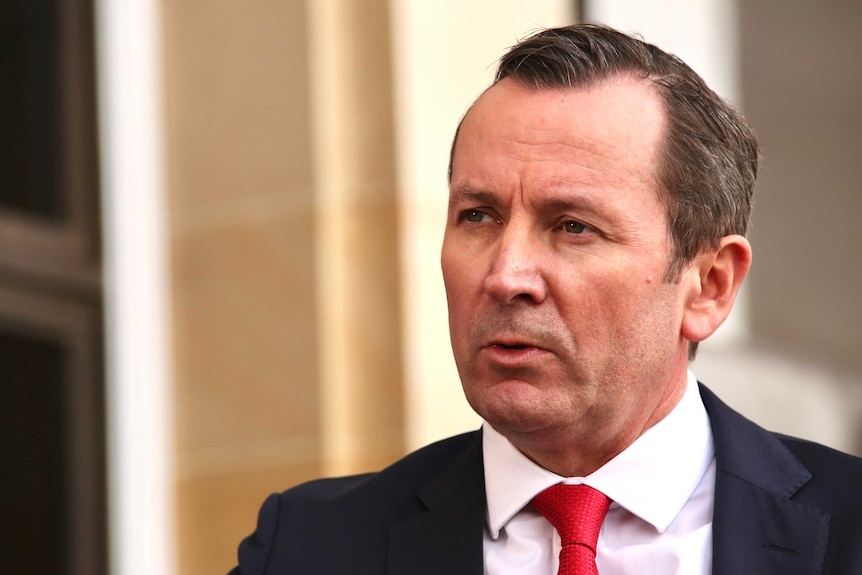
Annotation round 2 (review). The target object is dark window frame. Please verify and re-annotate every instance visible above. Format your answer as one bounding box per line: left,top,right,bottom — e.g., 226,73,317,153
0,0,105,573
0,286,105,575
0,0,101,299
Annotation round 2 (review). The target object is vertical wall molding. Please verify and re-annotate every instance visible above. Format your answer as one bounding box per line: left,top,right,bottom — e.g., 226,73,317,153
308,0,406,476
95,0,175,573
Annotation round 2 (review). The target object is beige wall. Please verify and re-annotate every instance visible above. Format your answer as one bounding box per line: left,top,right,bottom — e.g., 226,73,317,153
163,0,407,570
741,0,862,374
164,1,335,573
308,0,406,478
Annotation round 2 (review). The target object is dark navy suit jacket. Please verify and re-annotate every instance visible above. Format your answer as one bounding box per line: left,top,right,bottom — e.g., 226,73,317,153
229,385,862,574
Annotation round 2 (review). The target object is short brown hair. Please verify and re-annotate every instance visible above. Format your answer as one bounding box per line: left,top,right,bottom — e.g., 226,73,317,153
448,24,759,358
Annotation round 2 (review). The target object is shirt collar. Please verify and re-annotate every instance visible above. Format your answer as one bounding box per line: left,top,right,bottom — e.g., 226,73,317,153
483,371,714,538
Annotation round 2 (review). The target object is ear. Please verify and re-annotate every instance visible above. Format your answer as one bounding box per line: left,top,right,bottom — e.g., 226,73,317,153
680,235,752,343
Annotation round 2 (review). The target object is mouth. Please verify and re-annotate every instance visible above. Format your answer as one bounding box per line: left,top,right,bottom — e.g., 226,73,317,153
493,343,529,350
481,338,550,367
487,335,544,350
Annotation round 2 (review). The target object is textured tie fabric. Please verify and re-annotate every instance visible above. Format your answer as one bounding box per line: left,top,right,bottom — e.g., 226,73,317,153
532,484,611,575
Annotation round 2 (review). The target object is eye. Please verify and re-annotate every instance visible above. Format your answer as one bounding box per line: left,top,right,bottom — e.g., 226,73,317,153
563,220,590,234
461,209,496,223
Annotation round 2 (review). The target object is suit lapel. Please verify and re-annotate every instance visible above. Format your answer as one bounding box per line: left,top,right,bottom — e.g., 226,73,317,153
387,432,485,575
701,385,830,575
385,388,833,575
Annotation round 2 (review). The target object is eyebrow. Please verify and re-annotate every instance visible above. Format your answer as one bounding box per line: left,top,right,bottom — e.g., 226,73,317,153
447,186,498,210
533,195,606,219
449,183,609,222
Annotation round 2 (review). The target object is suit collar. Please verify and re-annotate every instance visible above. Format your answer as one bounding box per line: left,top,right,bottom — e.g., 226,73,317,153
700,384,830,575
385,387,833,575
387,432,485,575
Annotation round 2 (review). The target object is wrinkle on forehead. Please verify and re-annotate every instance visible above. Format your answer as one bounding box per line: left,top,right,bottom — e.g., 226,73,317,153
497,136,622,167
455,83,663,181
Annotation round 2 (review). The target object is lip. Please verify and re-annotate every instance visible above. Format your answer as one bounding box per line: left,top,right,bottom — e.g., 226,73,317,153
480,339,551,367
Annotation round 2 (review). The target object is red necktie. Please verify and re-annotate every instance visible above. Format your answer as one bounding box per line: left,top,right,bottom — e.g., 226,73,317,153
532,484,611,575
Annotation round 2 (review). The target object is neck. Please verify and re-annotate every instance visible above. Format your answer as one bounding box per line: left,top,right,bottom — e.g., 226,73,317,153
508,373,689,477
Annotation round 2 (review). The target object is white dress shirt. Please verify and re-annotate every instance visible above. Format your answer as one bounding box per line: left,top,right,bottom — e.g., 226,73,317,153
483,371,715,575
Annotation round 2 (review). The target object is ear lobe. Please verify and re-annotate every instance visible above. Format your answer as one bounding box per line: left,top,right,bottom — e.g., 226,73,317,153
680,235,752,343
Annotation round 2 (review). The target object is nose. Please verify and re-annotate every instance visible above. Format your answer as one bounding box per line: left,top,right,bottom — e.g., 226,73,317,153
483,227,548,305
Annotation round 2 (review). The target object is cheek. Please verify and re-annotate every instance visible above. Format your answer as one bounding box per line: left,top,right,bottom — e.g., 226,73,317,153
442,251,479,333
442,259,465,310
556,272,664,339
443,245,486,302
441,244,461,299
603,282,682,351
553,269,616,317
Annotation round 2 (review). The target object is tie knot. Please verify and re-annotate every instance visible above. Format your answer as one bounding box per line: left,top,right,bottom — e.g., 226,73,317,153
531,484,610,551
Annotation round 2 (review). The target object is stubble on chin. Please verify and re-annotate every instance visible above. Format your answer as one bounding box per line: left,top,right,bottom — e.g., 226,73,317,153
461,358,586,435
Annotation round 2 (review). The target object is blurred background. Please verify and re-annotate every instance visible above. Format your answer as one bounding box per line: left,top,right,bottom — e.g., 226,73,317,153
2,0,861,573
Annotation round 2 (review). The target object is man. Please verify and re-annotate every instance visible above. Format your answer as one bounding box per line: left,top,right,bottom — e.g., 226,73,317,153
231,24,862,574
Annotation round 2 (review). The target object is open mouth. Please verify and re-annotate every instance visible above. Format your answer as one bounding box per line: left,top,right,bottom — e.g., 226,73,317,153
484,341,545,366
495,343,529,350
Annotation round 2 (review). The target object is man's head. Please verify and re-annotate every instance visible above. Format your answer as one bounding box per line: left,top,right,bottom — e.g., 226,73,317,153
441,24,755,476
451,24,759,282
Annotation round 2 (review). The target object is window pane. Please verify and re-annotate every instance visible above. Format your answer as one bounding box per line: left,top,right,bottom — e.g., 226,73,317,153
0,329,69,574
0,0,65,220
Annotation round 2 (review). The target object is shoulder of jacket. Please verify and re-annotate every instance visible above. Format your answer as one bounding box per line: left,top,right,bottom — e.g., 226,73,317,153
277,429,481,503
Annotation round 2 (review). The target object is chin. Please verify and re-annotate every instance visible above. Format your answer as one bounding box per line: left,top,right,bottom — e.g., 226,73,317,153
465,379,564,434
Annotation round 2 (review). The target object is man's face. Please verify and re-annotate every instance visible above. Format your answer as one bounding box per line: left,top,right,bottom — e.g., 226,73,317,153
442,76,694,471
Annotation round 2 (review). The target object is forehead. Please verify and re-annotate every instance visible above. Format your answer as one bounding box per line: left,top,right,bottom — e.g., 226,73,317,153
451,76,666,201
